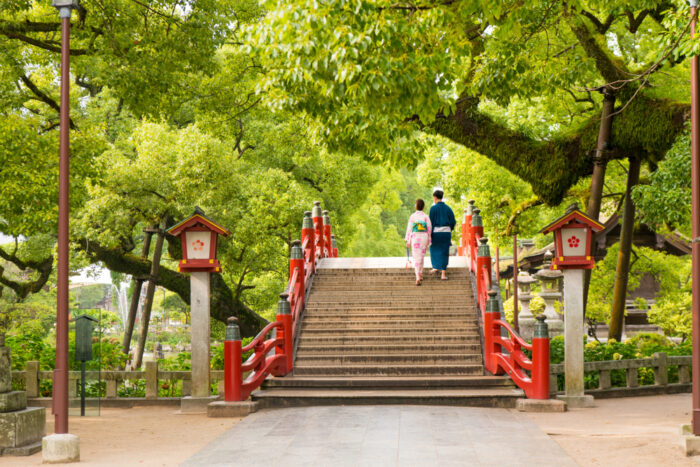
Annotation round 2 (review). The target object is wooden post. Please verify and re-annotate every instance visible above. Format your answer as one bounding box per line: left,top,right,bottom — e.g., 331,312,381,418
122,226,154,355
312,202,324,258
133,221,166,369
224,317,242,401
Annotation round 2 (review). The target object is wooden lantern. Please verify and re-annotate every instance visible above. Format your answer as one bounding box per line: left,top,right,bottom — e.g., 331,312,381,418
167,207,230,273
540,204,603,270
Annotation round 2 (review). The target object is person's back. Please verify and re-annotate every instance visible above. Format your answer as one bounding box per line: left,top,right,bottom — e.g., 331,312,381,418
428,190,455,280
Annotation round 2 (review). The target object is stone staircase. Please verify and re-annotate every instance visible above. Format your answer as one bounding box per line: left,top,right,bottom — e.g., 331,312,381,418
252,258,523,408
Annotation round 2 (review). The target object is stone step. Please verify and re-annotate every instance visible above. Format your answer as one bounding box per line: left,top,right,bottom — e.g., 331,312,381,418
293,364,484,376
310,281,471,288
299,326,479,335
303,305,475,312
262,375,512,389
296,334,480,344
302,313,476,321
295,343,482,353
294,353,482,365
300,318,476,328
251,387,523,409
305,299,473,307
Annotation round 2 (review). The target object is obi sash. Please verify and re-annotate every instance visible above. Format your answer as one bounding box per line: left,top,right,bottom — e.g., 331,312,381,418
412,221,428,233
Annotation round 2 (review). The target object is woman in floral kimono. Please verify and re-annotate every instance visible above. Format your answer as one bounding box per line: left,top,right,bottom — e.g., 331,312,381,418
405,199,432,285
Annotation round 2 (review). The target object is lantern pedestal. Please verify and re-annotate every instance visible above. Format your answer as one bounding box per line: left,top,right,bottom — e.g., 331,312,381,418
188,272,211,402
556,269,594,408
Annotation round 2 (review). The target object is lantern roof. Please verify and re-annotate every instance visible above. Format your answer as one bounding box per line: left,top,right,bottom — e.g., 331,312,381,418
539,203,604,235
167,207,230,237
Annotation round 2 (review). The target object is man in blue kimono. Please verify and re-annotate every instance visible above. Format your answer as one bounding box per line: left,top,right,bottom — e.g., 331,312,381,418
429,190,456,280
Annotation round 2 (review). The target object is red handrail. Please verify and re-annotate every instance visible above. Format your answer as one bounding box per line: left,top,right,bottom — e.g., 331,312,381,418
224,203,338,402
459,205,550,400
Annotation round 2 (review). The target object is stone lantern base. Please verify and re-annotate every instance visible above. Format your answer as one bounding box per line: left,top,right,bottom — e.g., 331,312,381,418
0,346,45,457
519,318,563,341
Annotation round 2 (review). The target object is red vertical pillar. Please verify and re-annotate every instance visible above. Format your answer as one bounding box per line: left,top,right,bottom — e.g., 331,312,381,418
331,234,338,258
465,200,474,263
224,317,242,402
302,211,315,273
476,237,491,312
312,201,324,258
273,294,293,376
290,240,305,312
690,1,700,435
471,208,484,274
323,210,332,257
530,315,550,399
484,290,504,375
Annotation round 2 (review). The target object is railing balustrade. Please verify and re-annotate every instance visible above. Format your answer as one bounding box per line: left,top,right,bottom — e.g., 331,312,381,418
223,202,338,401
461,205,550,399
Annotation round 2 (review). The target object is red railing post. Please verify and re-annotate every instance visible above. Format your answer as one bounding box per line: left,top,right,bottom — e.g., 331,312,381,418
302,211,316,273
331,234,338,258
463,200,475,258
273,293,293,375
224,317,243,402
476,236,491,312
484,290,504,375
470,208,483,273
531,314,550,399
290,240,305,310
312,201,324,258
323,210,332,257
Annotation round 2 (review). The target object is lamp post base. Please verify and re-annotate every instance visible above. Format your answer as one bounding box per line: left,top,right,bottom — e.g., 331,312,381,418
42,433,79,464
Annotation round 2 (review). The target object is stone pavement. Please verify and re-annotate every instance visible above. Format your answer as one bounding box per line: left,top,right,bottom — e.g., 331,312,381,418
180,405,576,466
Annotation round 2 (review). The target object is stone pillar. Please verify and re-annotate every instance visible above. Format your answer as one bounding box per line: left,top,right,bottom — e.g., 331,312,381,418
534,266,564,338
181,270,217,413
557,268,594,408
190,271,210,398
515,272,537,340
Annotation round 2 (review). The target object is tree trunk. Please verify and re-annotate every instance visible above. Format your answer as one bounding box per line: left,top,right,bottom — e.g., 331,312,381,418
133,223,166,369
583,92,615,315
121,227,154,356
77,239,268,337
608,157,642,341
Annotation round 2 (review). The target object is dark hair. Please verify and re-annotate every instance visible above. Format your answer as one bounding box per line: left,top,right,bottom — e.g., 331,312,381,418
433,190,444,200
415,199,425,211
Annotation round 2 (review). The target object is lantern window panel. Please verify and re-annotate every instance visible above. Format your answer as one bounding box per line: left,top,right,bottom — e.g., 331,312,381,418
186,231,212,260
561,227,587,257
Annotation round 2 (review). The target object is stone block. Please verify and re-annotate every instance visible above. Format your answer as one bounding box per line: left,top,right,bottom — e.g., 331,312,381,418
681,424,700,456
42,433,79,464
0,407,45,449
0,347,11,393
556,394,594,408
516,398,566,413
3,440,41,456
180,395,218,414
0,391,26,413
207,400,259,418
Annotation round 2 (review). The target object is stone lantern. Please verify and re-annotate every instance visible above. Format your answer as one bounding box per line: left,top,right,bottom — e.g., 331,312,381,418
540,205,602,408
515,271,538,341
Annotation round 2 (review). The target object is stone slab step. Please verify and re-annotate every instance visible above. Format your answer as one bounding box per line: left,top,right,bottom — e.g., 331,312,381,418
304,308,477,320
296,343,481,353
262,375,513,389
303,305,475,312
299,327,479,335
295,353,482,365
293,364,484,376
296,335,481,344
251,387,523,409
300,319,476,328
310,281,471,288
305,299,473,307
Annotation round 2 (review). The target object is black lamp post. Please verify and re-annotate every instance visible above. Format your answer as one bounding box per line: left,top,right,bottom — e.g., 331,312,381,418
52,0,79,436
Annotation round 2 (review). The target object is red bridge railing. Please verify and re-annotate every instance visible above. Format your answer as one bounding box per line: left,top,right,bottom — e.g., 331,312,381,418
223,202,338,401
461,205,550,399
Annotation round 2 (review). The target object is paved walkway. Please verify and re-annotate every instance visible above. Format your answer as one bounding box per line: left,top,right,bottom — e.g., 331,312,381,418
180,405,576,467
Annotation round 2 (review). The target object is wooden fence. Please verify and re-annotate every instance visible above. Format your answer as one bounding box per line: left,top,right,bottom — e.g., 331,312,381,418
549,352,692,398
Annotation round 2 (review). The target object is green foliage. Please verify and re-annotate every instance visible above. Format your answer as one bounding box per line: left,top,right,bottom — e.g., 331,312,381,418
587,244,691,338
550,334,692,391
632,128,692,235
